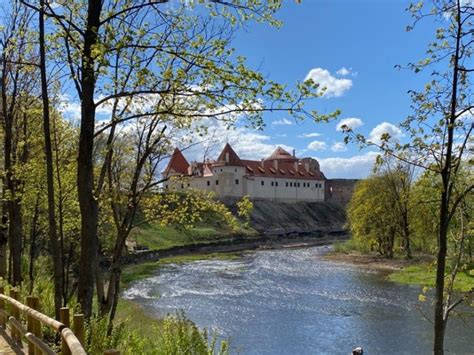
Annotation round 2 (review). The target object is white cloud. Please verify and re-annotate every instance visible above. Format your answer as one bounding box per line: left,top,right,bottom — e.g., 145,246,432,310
298,132,322,138
272,118,293,126
317,151,379,179
307,140,327,151
369,122,404,144
336,117,364,131
178,118,294,162
304,68,353,98
336,67,351,76
57,95,81,120
330,142,348,152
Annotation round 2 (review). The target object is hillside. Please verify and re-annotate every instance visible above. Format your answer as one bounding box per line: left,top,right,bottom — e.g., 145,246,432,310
224,198,347,236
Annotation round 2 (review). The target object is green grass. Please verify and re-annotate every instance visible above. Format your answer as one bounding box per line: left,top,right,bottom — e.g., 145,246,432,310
388,264,474,292
129,223,257,251
116,299,163,340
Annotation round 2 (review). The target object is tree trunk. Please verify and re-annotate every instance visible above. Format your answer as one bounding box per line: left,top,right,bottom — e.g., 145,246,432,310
433,2,460,352
0,214,7,278
28,194,40,294
39,0,63,320
8,200,22,286
76,0,102,318
433,190,449,355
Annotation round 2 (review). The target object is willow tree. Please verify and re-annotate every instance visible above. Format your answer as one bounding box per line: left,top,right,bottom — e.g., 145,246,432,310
27,0,334,318
344,1,473,353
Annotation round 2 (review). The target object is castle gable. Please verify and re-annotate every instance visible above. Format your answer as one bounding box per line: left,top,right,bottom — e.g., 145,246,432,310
216,143,244,166
163,148,190,175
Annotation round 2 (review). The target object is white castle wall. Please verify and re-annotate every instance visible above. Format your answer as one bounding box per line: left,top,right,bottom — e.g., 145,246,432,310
164,169,325,202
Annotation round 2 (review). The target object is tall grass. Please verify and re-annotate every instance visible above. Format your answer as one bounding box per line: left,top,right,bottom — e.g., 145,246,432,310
86,312,229,355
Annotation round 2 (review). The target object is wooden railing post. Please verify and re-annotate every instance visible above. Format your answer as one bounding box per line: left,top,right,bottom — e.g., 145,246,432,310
26,296,35,355
0,286,5,327
31,297,42,355
9,289,20,342
60,307,71,355
73,314,84,346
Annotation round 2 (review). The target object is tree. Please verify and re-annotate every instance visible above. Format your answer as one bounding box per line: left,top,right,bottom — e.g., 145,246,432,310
38,0,63,319
344,1,473,352
0,0,38,285
28,0,332,317
348,172,404,258
376,158,415,259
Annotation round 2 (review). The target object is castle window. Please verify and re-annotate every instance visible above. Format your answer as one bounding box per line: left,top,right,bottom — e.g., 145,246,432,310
275,181,279,187
220,169,223,172
235,168,237,172
216,180,219,185
235,179,239,185
286,182,288,187
261,180,264,186
181,184,184,189
290,182,293,187
303,182,306,187
271,181,274,186
207,181,210,186
297,182,300,187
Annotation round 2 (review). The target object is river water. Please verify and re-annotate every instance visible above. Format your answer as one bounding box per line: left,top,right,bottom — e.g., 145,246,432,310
123,246,474,354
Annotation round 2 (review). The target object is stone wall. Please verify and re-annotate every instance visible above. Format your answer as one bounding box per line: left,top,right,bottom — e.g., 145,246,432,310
325,179,359,205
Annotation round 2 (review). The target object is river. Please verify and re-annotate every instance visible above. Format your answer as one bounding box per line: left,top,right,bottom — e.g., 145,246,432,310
123,246,474,354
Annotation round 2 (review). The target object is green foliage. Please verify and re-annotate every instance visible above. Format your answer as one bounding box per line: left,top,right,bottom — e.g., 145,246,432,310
347,175,400,258
86,316,148,355
143,188,240,232
236,195,253,227
158,312,229,355
86,311,228,355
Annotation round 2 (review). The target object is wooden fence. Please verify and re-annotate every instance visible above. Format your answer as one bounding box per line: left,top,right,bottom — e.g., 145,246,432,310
0,287,119,355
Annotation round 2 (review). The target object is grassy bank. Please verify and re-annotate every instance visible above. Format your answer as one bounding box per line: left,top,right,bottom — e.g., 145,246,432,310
129,223,257,251
329,241,474,292
388,264,474,292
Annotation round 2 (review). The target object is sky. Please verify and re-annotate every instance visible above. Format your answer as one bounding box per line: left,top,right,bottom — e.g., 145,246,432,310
199,0,439,178
55,0,441,179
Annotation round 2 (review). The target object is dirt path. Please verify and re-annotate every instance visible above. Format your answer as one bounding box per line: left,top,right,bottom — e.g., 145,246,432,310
0,327,26,354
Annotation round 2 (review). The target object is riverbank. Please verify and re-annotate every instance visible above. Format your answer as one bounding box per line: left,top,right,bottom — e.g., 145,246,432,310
324,250,432,272
325,250,474,292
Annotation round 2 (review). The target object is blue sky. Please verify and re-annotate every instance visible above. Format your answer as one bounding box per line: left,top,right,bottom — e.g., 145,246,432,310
215,0,438,178
54,1,440,179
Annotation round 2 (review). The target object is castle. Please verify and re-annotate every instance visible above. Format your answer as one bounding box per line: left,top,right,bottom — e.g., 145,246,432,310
163,143,331,202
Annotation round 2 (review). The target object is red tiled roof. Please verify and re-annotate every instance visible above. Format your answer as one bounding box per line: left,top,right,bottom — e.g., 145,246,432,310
216,143,244,166
164,148,190,175
241,159,325,180
163,144,326,180
267,146,296,161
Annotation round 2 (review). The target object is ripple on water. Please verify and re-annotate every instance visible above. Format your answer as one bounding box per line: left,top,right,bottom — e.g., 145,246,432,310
123,246,474,355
